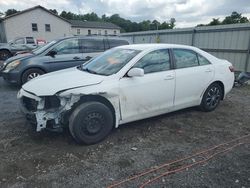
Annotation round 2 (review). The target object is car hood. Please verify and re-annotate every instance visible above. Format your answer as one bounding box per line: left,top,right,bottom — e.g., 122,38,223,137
22,67,104,96
5,53,34,64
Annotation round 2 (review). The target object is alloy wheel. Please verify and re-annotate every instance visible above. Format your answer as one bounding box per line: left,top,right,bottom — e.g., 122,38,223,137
205,86,221,108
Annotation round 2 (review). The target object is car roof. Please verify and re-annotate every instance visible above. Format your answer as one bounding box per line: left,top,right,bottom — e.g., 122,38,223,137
116,43,198,51
55,36,129,41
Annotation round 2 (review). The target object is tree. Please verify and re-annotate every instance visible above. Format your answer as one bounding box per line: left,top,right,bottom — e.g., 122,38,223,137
60,11,75,20
83,12,100,21
101,14,108,22
138,20,151,31
197,11,249,27
59,10,175,32
0,12,4,18
159,21,171,29
151,20,160,30
5,9,19,16
49,9,58,15
170,18,176,28
208,18,220,26
222,11,249,24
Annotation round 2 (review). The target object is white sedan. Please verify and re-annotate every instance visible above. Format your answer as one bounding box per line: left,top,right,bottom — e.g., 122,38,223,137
18,44,235,144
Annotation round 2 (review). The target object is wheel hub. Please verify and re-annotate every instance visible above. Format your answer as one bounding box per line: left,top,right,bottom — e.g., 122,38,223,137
27,72,40,81
83,112,104,135
206,86,221,108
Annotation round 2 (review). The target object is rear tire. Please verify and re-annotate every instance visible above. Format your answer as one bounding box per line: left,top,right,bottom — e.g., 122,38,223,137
21,68,45,84
69,101,114,145
0,50,12,60
200,83,223,112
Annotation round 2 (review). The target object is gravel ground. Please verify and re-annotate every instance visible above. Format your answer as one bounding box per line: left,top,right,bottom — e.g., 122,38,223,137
0,77,249,188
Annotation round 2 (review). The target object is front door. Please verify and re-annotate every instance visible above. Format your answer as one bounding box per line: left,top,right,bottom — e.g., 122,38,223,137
173,49,214,109
119,49,175,124
45,38,84,71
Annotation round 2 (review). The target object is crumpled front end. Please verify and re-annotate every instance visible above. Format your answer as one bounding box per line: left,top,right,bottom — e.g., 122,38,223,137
17,88,80,132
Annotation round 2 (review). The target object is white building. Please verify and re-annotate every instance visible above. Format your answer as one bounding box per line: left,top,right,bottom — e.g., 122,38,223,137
70,20,120,36
0,5,121,42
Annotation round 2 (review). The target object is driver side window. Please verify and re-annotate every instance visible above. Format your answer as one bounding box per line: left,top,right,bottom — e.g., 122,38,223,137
15,38,25,45
133,49,170,74
52,39,80,55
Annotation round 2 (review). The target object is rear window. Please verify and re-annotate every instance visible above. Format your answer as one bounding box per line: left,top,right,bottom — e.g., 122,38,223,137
81,39,104,53
26,37,35,44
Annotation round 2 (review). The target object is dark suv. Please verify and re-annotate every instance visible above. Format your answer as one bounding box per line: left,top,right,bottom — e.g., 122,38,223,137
1,36,129,85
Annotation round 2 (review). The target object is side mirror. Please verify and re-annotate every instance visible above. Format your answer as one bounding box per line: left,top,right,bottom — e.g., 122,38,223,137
47,50,57,57
127,68,144,77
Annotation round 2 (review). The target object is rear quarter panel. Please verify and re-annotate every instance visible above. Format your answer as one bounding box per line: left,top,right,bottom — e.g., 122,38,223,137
213,59,235,98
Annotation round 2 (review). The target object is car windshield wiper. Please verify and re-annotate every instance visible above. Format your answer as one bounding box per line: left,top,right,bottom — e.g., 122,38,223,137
81,67,98,74
78,65,108,76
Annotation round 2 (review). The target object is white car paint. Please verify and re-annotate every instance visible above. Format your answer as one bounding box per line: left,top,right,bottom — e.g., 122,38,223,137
18,44,235,132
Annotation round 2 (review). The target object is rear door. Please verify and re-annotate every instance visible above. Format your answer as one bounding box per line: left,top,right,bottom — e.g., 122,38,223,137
173,49,214,109
44,38,84,71
81,38,105,62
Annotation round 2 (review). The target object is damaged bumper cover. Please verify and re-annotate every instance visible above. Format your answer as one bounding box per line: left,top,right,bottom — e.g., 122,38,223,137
17,88,80,132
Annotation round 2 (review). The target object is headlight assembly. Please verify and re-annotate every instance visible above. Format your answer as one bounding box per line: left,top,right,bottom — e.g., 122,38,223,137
5,60,21,71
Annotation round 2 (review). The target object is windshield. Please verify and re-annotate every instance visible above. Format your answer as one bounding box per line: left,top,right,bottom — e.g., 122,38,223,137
32,40,57,54
81,48,141,76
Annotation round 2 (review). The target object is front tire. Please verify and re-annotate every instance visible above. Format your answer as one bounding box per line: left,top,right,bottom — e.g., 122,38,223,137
200,83,223,112
21,68,45,84
69,101,114,145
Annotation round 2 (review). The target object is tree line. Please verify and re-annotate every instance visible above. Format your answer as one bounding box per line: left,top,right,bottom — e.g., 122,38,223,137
197,12,249,26
0,8,249,32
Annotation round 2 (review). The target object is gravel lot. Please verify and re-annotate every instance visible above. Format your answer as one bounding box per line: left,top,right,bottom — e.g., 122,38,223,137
0,77,249,188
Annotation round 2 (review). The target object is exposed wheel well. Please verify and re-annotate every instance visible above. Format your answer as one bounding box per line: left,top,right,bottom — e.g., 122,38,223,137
211,81,225,100
0,49,11,52
67,95,116,127
0,49,12,58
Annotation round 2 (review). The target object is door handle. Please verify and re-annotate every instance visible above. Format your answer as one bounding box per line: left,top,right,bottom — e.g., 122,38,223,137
164,75,174,80
83,56,92,61
73,56,81,60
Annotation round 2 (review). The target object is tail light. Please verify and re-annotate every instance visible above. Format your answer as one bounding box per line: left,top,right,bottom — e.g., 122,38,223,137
229,65,235,72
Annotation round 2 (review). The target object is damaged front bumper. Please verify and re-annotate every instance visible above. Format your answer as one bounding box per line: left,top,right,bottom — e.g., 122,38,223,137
17,88,80,132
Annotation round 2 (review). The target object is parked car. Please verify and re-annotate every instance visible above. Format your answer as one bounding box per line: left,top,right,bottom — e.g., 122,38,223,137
18,44,235,144
1,36,129,85
0,37,37,60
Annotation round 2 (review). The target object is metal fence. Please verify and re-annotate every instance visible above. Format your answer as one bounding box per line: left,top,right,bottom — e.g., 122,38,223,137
120,23,250,72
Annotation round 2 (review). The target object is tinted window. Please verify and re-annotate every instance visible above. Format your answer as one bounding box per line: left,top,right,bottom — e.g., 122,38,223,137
81,39,104,53
133,49,170,74
26,37,35,44
173,49,199,69
109,39,129,48
15,38,25,44
198,54,211,65
53,39,80,55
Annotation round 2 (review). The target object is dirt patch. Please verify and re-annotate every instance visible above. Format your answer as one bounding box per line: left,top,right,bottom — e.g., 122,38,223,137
0,78,249,188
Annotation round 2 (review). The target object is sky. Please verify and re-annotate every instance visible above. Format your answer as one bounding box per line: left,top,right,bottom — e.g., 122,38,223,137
0,0,250,28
